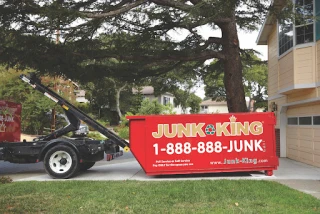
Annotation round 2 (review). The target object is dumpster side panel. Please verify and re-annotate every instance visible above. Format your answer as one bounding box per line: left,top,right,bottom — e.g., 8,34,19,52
128,117,146,170
0,101,21,142
128,112,278,176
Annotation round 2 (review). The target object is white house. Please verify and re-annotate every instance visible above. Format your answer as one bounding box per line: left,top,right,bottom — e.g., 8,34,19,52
132,86,189,114
199,99,228,114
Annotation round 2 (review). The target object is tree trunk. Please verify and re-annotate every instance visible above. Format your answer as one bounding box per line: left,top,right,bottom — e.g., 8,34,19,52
220,14,248,112
115,83,127,119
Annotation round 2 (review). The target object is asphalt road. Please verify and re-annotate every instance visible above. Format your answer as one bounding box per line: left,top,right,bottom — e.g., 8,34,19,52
0,151,134,176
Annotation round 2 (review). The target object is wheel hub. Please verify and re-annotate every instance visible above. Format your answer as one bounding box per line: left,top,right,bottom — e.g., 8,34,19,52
60,158,67,165
49,150,73,174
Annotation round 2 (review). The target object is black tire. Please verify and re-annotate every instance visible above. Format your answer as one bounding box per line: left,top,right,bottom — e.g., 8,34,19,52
79,162,95,171
44,144,79,179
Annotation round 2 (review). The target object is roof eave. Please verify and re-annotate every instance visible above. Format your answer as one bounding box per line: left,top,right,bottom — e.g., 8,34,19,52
256,0,287,45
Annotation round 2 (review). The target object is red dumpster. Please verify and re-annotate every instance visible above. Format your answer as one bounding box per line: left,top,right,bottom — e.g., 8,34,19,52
0,101,21,142
127,112,278,176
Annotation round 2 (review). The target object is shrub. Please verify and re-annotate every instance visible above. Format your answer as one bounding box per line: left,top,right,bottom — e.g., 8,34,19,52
137,99,175,115
87,132,107,140
118,127,129,139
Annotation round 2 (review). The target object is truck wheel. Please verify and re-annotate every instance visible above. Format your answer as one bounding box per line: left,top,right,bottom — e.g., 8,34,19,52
79,162,95,171
44,145,79,179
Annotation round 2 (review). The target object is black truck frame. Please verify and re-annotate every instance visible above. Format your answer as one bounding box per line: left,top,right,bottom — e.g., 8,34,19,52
0,73,130,179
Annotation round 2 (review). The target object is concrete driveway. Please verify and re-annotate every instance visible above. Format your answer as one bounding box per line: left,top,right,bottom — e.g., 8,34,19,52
1,157,320,199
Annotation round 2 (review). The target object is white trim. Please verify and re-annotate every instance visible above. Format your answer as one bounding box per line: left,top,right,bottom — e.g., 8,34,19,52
268,94,285,100
282,97,320,108
280,110,287,157
278,82,319,94
278,47,293,60
256,10,270,44
294,42,315,49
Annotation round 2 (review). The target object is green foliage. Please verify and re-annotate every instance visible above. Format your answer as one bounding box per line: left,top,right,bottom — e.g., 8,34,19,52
0,67,58,134
137,99,163,115
87,132,107,141
129,91,144,114
137,99,174,115
173,89,202,114
118,127,129,140
204,52,268,111
203,60,226,101
187,93,202,113
83,76,139,125
0,0,277,113
120,112,134,127
76,103,91,114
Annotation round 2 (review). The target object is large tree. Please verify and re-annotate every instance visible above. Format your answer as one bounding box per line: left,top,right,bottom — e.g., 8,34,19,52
204,51,268,111
0,0,277,112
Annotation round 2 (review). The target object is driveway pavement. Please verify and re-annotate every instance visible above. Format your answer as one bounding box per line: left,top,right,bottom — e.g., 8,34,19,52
1,157,320,199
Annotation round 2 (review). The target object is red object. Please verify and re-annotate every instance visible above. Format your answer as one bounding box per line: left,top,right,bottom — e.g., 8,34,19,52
127,112,278,176
0,101,21,142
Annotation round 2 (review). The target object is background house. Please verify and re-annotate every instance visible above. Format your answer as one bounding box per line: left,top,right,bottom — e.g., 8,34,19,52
199,100,228,113
132,86,189,114
257,0,320,167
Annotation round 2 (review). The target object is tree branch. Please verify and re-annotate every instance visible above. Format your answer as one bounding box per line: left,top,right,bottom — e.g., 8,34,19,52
206,37,223,45
149,0,193,11
74,50,225,61
82,0,147,18
189,0,202,5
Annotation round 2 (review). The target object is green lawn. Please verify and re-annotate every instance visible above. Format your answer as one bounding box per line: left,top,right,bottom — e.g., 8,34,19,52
0,180,319,213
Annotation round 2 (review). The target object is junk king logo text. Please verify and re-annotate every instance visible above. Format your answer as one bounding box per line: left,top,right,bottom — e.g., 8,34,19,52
152,116,263,138
151,116,266,155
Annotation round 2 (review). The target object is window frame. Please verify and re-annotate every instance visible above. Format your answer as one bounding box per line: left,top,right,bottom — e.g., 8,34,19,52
287,115,320,125
277,0,315,57
294,0,315,45
163,96,170,106
278,10,294,56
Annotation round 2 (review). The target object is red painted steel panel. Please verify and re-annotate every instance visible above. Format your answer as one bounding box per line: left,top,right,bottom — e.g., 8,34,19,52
127,112,278,176
0,101,21,142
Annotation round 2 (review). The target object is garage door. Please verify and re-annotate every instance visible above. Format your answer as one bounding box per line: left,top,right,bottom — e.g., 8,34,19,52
287,123,320,167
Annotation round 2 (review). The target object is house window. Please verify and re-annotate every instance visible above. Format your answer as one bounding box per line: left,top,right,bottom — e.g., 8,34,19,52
295,0,314,45
201,106,208,110
313,116,320,125
288,117,298,125
299,116,312,125
279,12,294,55
163,96,170,105
278,0,315,56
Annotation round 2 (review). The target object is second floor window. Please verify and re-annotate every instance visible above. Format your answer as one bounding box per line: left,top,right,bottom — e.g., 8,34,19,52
278,0,314,56
279,16,293,55
295,0,314,45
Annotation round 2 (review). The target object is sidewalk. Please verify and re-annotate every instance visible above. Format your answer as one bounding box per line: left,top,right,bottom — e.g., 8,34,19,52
6,158,320,199
272,158,320,199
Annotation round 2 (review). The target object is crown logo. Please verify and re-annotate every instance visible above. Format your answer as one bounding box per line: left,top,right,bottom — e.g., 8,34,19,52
229,115,237,122
0,122,6,132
